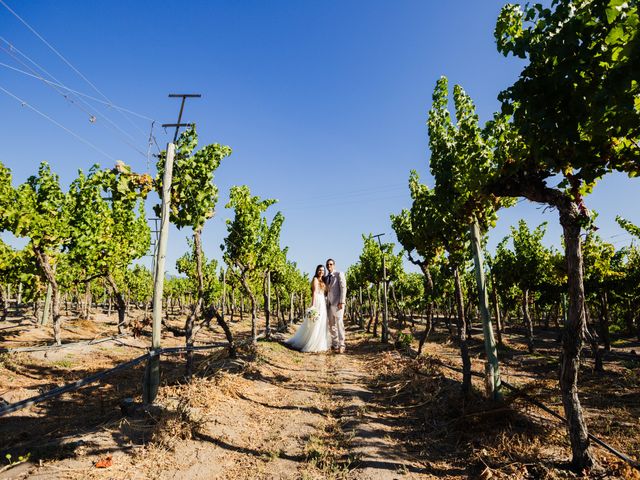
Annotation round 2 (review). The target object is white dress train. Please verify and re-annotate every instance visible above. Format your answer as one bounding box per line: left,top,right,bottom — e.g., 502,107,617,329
285,291,331,352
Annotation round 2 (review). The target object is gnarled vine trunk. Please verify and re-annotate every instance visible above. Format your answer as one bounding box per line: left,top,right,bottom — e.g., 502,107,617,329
185,228,205,376
106,273,127,334
0,286,8,321
453,266,472,395
490,274,503,346
599,291,611,352
263,271,271,338
357,287,365,329
389,283,403,327
81,280,92,320
445,295,454,335
417,264,435,355
33,247,62,345
559,203,595,470
366,287,375,333
238,272,258,344
201,304,236,358
289,292,294,327
276,290,286,330
417,302,434,355
584,305,604,373
490,177,597,470
522,289,535,353
372,283,381,337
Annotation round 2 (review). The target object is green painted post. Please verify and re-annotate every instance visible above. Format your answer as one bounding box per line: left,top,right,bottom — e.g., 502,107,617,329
470,220,502,401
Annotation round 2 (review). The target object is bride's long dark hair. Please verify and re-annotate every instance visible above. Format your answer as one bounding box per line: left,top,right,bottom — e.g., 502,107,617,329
312,264,326,292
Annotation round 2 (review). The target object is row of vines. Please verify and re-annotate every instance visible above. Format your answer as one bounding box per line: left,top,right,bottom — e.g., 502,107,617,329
0,126,311,376
346,0,638,472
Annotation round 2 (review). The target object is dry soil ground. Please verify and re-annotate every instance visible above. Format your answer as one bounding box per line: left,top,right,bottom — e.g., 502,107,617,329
1,310,639,479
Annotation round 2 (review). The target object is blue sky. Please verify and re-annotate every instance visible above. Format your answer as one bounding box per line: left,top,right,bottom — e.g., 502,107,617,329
1,1,638,277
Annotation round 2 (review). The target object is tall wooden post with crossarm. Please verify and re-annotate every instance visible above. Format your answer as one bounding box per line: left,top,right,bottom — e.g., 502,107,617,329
143,94,201,404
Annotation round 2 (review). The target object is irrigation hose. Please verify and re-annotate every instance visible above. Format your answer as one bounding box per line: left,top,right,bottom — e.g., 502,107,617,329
0,334,128,354
0,343,229,417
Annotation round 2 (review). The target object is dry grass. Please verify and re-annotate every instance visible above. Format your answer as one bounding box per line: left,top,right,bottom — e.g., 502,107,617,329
147,400,205,450
67,318,103,334
362,347,630,479
302,423,353,479
144,356,254,450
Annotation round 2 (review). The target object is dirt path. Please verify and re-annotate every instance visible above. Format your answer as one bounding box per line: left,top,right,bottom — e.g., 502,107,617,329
328,344,427,479
4,330,427,480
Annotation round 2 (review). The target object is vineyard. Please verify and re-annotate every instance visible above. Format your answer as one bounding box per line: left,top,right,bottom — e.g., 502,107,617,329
1,0,640,479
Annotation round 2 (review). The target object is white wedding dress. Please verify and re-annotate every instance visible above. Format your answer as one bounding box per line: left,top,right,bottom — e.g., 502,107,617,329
285,289,331,352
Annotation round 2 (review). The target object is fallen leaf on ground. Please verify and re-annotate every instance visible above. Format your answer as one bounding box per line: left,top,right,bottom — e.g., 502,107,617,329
95,455,113,468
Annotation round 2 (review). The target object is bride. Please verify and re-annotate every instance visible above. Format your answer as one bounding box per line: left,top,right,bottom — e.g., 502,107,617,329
285,264,331,352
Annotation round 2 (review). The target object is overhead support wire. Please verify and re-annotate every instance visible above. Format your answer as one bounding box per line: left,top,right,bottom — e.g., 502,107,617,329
0,39,149,159
0,84,116,162
0,60,155,121
146,120,156,172
0,0,149,138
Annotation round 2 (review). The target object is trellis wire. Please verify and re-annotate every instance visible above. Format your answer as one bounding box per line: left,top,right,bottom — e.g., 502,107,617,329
0,342,231,417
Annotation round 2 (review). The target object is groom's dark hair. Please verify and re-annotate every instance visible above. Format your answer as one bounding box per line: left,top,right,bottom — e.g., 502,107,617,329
326,258,335,266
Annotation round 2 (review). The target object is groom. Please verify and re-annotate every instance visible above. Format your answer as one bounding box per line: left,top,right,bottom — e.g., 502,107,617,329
325,258,347,353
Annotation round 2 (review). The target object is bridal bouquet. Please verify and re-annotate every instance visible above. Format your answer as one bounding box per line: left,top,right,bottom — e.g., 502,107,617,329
305,306,320,323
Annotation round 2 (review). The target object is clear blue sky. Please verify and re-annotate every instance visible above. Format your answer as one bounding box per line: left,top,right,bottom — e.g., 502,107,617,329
1,1,638,277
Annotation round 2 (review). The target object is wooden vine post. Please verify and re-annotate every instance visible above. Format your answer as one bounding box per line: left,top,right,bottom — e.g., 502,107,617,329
289,292,294,326
144,142,175,404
